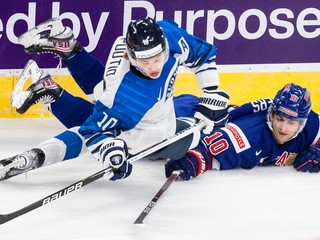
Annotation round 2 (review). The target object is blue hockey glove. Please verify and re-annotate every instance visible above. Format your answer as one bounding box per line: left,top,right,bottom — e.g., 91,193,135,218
165,149,212,181
195,90,229,134
294,145,320,173
99,138,132,180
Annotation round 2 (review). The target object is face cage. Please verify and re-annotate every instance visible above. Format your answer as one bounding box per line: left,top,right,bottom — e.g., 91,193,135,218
266,106,308,142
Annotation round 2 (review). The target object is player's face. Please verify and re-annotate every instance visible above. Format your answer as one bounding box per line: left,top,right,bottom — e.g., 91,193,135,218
135,52,166,79
271,114,300,144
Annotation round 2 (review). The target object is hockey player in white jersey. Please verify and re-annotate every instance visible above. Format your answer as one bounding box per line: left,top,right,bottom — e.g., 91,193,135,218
0,17,229,181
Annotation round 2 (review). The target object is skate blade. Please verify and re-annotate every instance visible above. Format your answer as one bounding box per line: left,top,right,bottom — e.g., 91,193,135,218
10,60,43,108
0,158,25,180
18,17,64,47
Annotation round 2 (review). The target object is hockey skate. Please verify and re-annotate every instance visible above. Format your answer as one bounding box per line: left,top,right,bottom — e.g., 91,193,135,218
18,17,81,60
11,60,63,114
0,149,45,181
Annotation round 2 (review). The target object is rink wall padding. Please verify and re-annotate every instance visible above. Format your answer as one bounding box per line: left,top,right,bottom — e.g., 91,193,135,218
1,70,319,118
177,71,320,112
1,1,319,118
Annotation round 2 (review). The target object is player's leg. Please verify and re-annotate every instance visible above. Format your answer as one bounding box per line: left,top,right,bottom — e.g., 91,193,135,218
19,17,105,95
11,60,94,128
150,117,201,160
11,60,63,115
0,127,87,181
17,18,105,124
148,95,200,160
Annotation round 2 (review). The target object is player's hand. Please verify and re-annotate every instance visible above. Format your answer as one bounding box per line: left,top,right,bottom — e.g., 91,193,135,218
294,145,320,173
109,161,133,181
195,90,229,134
99,138,132,180
165,149,210,181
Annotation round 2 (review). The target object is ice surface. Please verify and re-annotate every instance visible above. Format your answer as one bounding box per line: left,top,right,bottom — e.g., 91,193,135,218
0,118,320,240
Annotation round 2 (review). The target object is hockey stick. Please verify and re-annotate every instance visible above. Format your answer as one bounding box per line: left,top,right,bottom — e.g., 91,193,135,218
134,169,182,224
0,121,205,225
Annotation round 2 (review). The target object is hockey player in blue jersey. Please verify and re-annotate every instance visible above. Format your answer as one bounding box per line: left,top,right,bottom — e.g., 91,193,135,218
0,17,229,181
165,83,320,180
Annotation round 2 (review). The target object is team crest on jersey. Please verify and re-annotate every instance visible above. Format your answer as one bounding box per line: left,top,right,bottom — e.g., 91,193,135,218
275,152,298,166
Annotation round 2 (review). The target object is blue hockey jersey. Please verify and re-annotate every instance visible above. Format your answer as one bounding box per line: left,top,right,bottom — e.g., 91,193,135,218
197,98,320,170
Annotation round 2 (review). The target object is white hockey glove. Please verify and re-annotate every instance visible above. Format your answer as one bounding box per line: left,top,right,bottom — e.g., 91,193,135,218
195,90,230,134
99,138,132,181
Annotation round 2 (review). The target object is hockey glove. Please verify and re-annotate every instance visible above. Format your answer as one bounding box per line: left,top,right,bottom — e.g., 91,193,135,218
165,149,212,181
99,138,132,180
195,90,229,134
294,145,320,173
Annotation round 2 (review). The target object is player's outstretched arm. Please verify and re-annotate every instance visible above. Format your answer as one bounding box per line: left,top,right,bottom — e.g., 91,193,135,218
165,148,212,180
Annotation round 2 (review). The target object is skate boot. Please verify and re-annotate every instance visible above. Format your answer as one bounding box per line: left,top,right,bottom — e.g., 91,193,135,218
11,60,63,114
18,17,82,60
0,149,45,181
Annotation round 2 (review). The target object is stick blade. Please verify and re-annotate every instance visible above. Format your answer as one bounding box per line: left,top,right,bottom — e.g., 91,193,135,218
133,218,143,225
133,211,147,224
0,214,11,225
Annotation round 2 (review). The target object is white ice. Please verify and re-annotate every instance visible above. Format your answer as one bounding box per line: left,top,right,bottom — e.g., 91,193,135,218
0,118,320,240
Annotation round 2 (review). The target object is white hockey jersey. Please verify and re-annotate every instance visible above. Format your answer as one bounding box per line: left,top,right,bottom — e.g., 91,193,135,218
79,19,219,157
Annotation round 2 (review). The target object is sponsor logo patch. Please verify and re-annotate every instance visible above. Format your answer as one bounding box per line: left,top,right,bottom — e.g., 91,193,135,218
223,123,250,153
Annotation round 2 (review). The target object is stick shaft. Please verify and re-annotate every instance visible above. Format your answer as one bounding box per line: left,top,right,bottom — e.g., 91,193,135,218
0,121,204,225
134,170,182,224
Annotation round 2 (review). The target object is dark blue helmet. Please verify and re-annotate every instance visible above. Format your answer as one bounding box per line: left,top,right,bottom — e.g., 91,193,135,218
271,83,311,121
126,17,166,59
267,83,312,140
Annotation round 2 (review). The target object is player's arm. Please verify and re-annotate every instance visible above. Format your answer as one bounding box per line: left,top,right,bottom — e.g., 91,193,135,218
177,25,231,134
79,102,122,155
165,124,252,180
228,98,273,122
160,20,228,134
179,30,218,89
78,101,133,180
165,145,213,181
159,19,218,88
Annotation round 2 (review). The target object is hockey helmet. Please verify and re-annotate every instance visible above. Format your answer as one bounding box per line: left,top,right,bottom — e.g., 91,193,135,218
126,17,166,59
271,83,311,121
267,83,311,139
